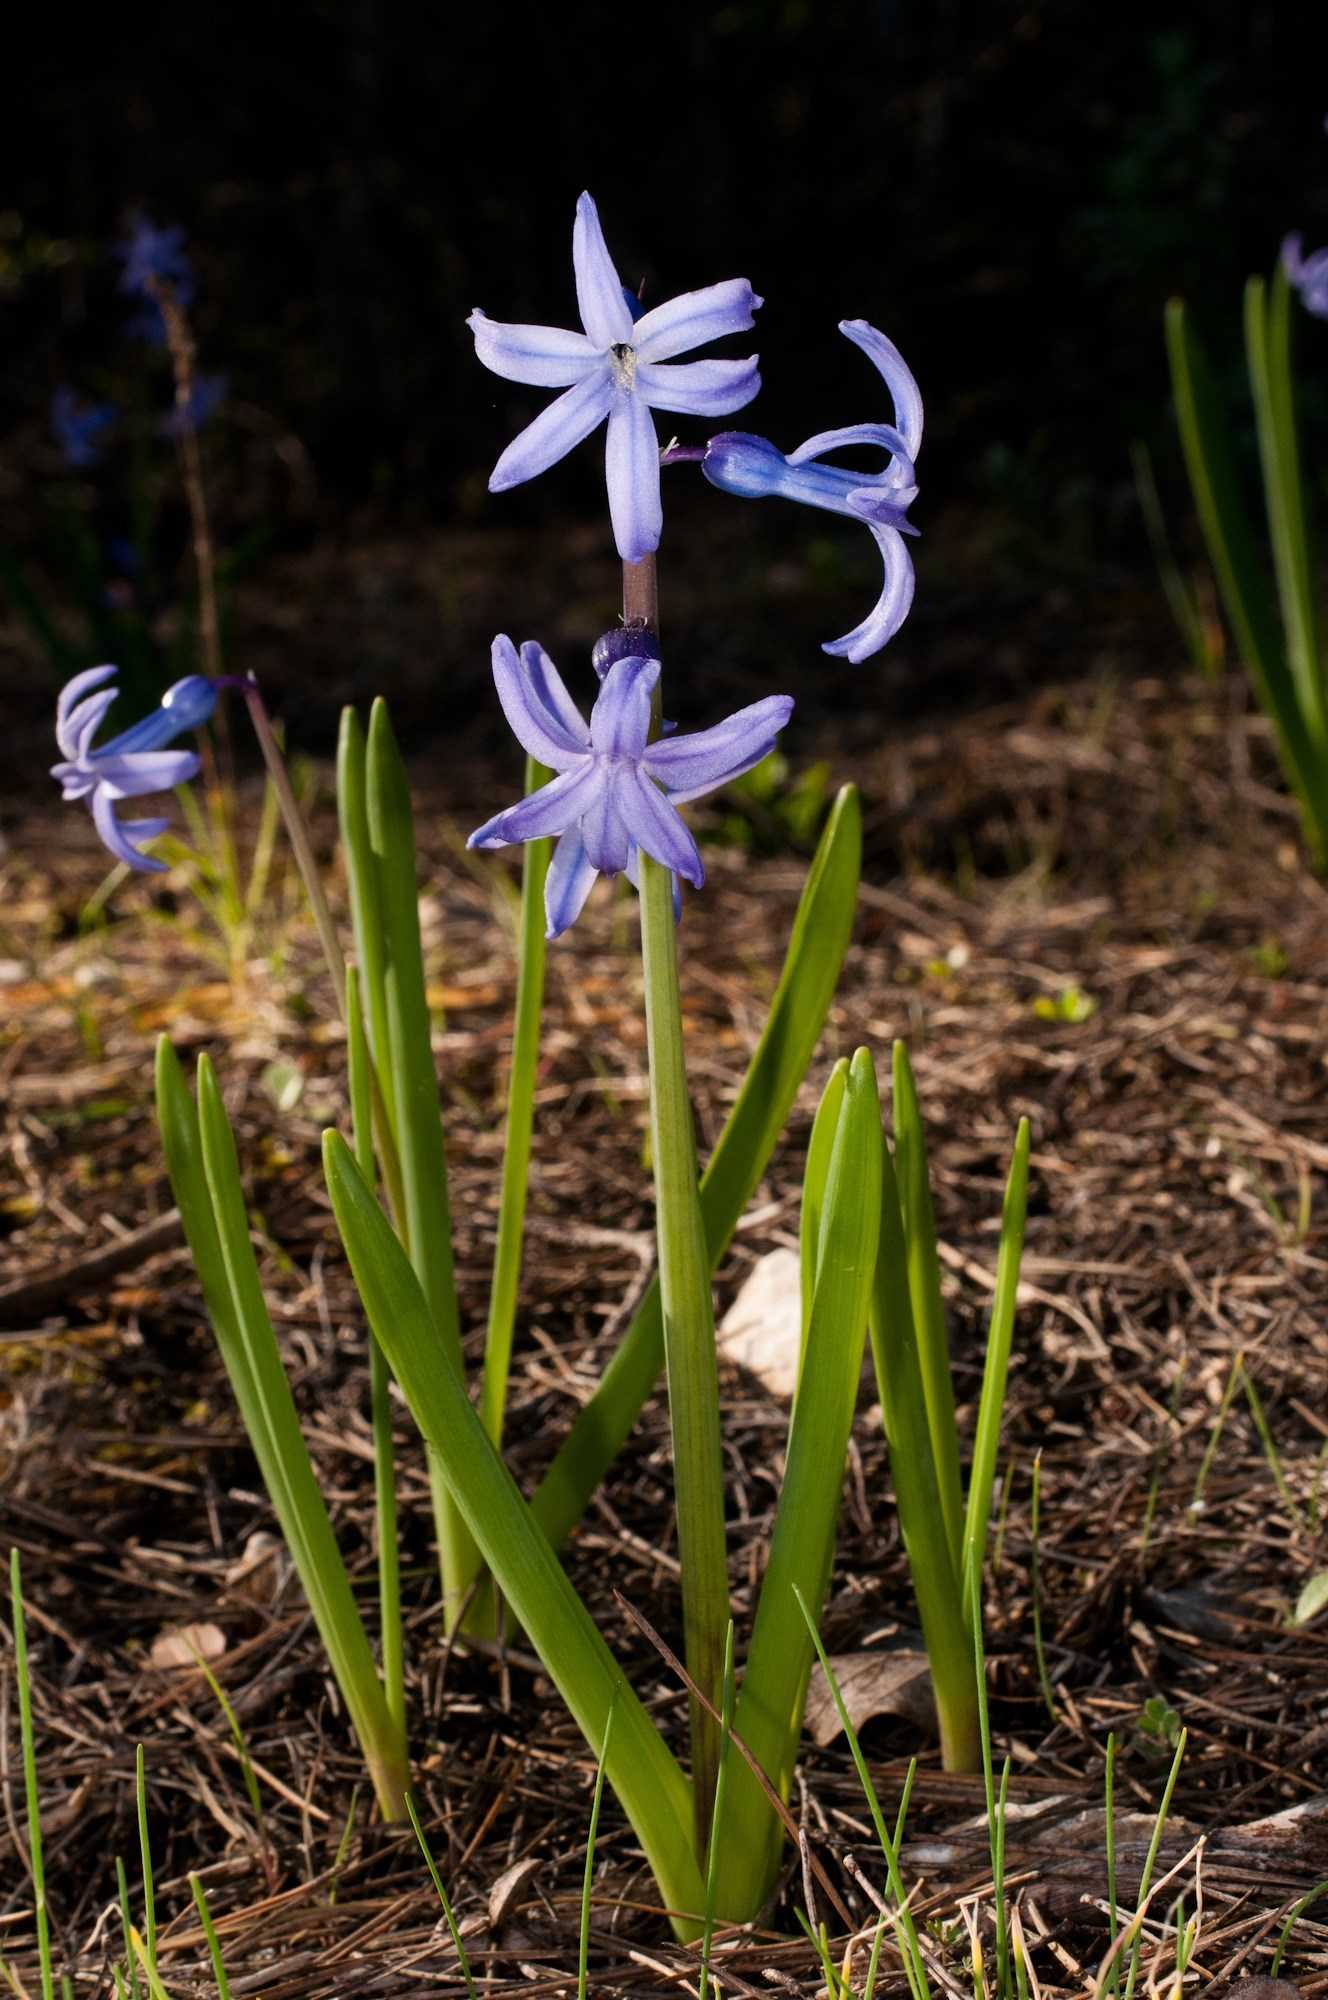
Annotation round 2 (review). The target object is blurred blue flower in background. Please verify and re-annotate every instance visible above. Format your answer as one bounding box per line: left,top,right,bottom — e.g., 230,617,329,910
469,191,761,564
469,636,792,935
699,319,922,662
52,665,217,871
118,213,195,340
50,387,119,468
1282,234,1328,319
161,372,229,438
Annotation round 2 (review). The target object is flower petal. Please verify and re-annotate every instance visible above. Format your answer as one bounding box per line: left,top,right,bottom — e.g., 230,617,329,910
642,694,794,804
488,368,614,492
69,687,120,759
1282,233,1306,283
91,786,170,871
821,522,916,664
617,769,704,887
605,396,662,563
544,826,599,938
579,768,632,876
99,676,216,756
573,192,634,349
588,655,658,760
838,320,923,459
633,278,763,363
788,422,914,489
468,762,602,850
94,749,202,798
468,311,602,387
491,635,589,770
636,356,761,418
57,665,117,757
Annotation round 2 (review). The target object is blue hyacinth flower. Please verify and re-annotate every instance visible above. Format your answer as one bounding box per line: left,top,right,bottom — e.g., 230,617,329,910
468,192,762,564
52,666,217,871
50,387,119,469
699,319,922,662
1282,234,1328,320
468,636,792,936
118,213,195,341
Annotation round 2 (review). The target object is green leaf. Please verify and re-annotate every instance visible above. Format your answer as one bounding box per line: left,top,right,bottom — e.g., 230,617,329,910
712,1047,883,1919
800,1057,850,1347
365,698,475,1622
322,1128,706,1936
869,1124,975,1772
891,1043,964,1573
532,785,862,1549
179,1051,406,1819
960,1118,1031,1617
1166,296,1325,857
1292,1571,1328,1627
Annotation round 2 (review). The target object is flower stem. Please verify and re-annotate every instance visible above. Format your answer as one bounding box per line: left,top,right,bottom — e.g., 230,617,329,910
629,550,728,1845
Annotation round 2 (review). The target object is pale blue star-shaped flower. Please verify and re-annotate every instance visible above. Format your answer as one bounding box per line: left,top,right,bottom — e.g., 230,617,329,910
52,665,217,871
697,319,922,662
468,636,792,936
51,387,119,469
1282,234,1328,319
468,192,762,564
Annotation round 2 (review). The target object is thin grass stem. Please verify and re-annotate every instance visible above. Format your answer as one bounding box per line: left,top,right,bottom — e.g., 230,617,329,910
189,1877,232,2000
10,1552,54,2000
1121,1731,1188,2000
578,1696,616,2000
407,1794,478,2000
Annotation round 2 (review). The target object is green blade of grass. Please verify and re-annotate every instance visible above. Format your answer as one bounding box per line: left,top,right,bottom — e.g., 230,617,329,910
480,753,553,1451
969,1563,1010,2000
366,698,476,1624
323,1128,706,1936
790,1588,931,2000
1165,297,1324,855
116,1856,141,2000
960,1119,1032,1617
712,1049,883,1920
336,708,406,1222
348,967,405,1732
135,1745,156,1980
188,1878,232,2000
1121,1730,1188,2000
868,1129,975,1771
175,1050,407,1819
891,1043,965,1575
1248,269,1326,756
10,1551,55,2000
532,785,861,1549
800,1057,850,1346
578,1695,615,2000
407,1794,478,2000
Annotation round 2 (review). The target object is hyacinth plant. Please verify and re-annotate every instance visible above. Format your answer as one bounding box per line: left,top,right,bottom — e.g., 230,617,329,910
53,189,1033,1933
1166,250,1327,864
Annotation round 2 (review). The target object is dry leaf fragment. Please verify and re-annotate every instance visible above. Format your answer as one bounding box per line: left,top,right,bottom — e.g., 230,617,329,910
717,1248,803,1398
487,1855,542,1933
150,1621,227,1670
803,1649,935,1747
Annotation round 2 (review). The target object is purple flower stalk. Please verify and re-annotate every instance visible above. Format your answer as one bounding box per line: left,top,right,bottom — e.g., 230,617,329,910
699,319,922,662
50,387,118,469
1282,234,1328,320
52,666,217,871
468,636,792,937
469,192,762,564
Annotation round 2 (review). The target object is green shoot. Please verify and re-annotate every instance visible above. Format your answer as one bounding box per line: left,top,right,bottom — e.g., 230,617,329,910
9,1551,55,2000
135,1745,157,1981
189,1877,232,2000
578,1696,616,2000
407,1793,477,2000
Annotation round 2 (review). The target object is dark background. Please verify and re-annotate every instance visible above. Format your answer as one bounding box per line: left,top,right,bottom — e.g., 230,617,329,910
4,0,1328,767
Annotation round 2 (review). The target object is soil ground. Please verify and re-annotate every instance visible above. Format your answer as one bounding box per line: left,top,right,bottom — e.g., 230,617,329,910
3,665,1328,1997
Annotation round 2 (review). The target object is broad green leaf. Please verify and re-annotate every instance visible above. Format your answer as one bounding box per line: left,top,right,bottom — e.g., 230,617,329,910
337,709,397,1136
712,1047,882,1918
365,699,474,1621
190,1054,406,1818
891,1042,964,1572
799,1056,850,1349
323,1129,706,1936
533,785,862,1549
869,1126,975,1772
1252,270,1325,752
